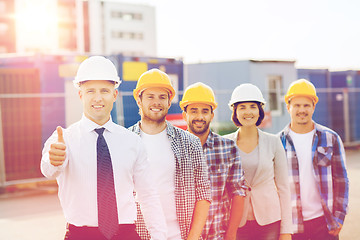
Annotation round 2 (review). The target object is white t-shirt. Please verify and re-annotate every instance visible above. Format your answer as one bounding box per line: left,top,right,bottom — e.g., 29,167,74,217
141,129,181,239
289,129,324,220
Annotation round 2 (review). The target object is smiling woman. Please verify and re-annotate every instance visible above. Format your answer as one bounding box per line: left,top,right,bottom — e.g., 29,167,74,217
223,83,293,240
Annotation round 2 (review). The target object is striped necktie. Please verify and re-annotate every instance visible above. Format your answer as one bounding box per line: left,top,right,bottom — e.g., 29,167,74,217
95,128,118,239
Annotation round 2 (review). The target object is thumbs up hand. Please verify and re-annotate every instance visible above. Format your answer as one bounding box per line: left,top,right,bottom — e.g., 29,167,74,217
49,126,67,166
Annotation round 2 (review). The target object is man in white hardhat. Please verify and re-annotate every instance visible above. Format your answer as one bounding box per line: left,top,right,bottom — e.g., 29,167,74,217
41,56,166,240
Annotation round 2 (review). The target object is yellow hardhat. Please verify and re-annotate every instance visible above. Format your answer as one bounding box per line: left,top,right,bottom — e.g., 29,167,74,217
284,79,319,104
133,68,176,101
179,82,218,111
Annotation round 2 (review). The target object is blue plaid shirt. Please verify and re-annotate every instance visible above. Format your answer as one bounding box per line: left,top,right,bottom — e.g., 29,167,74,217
279,122,349,233
129,121,212,240
202,131,245,240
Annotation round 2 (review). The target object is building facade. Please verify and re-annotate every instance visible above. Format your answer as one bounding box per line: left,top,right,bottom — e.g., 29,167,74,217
0,0,156,56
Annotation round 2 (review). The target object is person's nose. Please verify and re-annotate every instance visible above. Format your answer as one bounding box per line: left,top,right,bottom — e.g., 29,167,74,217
93,92,102,102
195,112,205,121
298,105,306,112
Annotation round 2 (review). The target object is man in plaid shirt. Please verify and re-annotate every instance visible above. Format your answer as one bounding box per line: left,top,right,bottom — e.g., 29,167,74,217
180,82,246,240
279,79,349,240
129,69,211,240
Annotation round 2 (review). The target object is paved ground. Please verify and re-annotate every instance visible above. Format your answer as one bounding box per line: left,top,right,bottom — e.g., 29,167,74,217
0,147,359,240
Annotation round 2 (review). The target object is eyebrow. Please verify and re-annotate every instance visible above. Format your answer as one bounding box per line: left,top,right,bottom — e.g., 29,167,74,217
144,93,168,97
189,107,210,111
238,103,255,107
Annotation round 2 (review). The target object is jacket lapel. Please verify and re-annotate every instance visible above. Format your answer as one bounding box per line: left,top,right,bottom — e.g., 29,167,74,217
249,129,263,187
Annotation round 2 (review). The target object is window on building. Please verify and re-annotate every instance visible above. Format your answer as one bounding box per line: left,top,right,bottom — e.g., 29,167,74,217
133,13,143,20
122,13,133,21
268,75,282,115
111,31,143,40
111,11,119,18
135,33,143,39
111,11,143,21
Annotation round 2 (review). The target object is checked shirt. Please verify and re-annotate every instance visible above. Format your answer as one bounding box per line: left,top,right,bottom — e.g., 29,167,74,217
202,131,246,240
129,121,212,240
279,122,349,234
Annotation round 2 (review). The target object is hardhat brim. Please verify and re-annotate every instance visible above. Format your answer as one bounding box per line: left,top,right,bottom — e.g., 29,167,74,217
73,78,121,89
285,94,319,104
228,99,266,110
133,83,176,101
180,100,218,111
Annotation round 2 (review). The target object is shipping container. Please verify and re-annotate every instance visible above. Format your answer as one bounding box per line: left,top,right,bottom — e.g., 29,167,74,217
354,71,360,142
0,54,74,185
297,69,331,127
330,70,360,143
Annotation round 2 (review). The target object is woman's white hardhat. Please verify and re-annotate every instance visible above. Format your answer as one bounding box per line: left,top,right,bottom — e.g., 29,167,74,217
228,83,266,110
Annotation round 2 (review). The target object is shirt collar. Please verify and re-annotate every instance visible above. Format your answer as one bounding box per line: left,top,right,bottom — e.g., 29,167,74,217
81,114,116,133
165,121,176,140
204,130,214,148
283,120,319,137
133,120,175,139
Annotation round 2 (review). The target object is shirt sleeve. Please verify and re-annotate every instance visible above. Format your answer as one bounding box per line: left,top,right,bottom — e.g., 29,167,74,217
133,139,167,240
274,137,293,234
191,138,212,203
331,134,349,225
40,130,68,179
226,143,246,197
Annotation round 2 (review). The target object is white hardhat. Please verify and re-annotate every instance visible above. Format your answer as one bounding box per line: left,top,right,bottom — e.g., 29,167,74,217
228,83,266,110
73,56,121,89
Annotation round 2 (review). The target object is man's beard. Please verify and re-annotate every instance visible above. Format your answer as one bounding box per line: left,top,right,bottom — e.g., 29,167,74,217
141,108,168,124
189,120,210,135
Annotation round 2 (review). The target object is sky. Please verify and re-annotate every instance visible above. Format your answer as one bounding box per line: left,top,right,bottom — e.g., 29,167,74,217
117,0,360,70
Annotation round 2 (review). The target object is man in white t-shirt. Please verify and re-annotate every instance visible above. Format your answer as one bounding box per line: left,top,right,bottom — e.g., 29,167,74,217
128,69,211,240
279,79,349,240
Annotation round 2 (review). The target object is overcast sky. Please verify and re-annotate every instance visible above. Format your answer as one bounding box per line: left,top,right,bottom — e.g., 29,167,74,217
118,0,360,70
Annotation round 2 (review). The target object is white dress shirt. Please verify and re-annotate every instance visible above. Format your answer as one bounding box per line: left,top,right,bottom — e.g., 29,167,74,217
41,115,167,239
